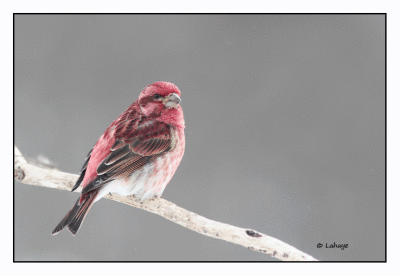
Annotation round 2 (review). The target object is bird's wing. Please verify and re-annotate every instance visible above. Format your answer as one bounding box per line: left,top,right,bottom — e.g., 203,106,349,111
81,116,174,194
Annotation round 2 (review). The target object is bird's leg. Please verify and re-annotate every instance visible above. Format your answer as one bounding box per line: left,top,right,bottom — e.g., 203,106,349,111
149,195,161,201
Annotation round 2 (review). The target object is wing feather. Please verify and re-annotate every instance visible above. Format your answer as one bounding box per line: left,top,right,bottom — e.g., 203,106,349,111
104,144,131,165
111,140,125,151
71,148,93,192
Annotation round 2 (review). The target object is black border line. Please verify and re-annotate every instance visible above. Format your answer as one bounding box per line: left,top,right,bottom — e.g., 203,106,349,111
13,13,387,263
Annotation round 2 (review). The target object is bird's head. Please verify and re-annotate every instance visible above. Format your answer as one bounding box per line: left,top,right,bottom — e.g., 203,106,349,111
138,82,185,128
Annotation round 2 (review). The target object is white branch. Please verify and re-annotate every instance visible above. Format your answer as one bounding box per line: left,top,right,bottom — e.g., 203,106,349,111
14,146,318,261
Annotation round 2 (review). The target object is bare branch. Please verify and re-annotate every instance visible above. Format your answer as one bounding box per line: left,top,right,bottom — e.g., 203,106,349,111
14,146,318,261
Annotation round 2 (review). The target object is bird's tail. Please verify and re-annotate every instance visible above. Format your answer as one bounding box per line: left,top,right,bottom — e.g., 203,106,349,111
52,190,98,235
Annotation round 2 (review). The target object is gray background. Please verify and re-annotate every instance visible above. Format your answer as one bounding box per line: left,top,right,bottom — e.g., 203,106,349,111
14,14,385,261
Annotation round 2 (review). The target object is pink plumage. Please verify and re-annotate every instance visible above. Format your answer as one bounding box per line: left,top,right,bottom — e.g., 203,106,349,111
52,82,185,235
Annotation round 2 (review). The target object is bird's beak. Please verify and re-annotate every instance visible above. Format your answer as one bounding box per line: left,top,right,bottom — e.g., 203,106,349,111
164,93,181,108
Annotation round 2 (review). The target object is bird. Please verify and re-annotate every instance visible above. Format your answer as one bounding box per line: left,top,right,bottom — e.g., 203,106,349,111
52,81,185,235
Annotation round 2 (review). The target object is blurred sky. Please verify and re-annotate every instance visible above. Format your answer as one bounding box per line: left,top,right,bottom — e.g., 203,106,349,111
14,14,385,261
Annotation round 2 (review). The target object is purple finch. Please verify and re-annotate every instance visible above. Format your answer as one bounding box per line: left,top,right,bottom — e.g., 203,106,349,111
52,82,185,235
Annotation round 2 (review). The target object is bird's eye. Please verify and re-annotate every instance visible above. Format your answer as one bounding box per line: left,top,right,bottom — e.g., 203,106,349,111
154,94,161,100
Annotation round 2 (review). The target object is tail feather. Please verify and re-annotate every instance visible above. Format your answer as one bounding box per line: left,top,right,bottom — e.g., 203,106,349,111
52,190,98,235
67,192,97,235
